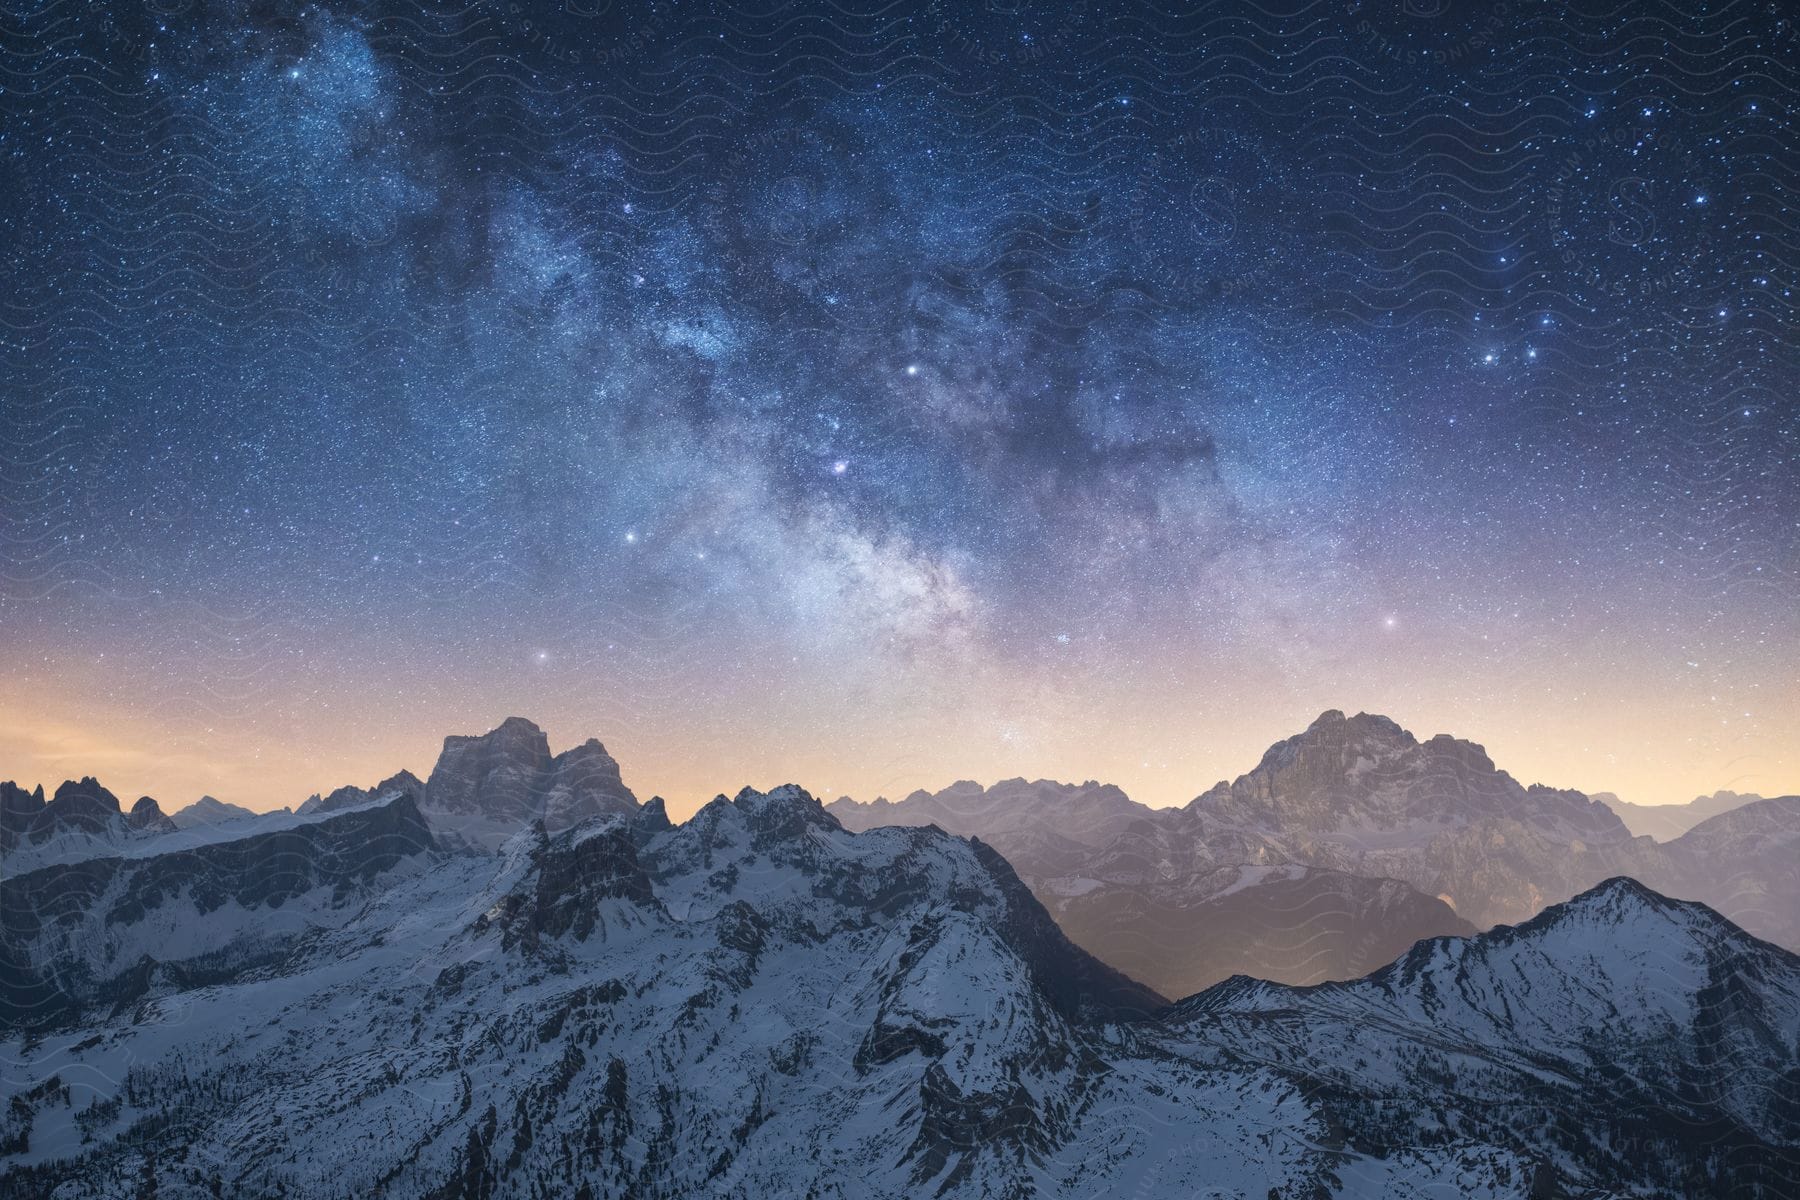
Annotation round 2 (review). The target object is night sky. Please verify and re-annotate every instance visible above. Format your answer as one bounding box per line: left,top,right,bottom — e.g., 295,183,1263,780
1,0,1795,816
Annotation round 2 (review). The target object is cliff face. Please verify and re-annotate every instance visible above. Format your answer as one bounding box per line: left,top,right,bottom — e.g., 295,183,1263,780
0,794,438,1032
1188,710,1630,844
419,718,637,847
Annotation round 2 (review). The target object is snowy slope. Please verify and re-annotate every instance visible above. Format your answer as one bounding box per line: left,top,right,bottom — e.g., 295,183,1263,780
1174,877,1800,1194
4,792,1796,1199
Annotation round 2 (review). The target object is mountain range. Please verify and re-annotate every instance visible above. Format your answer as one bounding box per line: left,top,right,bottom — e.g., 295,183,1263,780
0,717,639,872
830,709,1800,995
3,711,1797,1196
4,779,1797,1197
1593,787,1768,840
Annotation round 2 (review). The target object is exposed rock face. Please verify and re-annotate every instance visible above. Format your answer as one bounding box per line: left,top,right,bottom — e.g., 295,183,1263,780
1166,713,1796,946
4,804,1794,1199
0,778,138,866
2,780,174,856
1597,787,1767,840
830,745,1479,995
0,781,46,855
126,796,176,834
528,737,636,831
1,780,185,869
1150,711,1660,931
833,710,1800,990
1187,709,1628,843
418,717,636,847
0,794,439,1033
36,777,128,841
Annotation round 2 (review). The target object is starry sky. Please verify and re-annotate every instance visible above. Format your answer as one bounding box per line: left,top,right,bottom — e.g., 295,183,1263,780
1,0,1796,818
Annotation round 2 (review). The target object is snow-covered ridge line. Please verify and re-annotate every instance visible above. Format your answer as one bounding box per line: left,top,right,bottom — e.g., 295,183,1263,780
5,801,1797,1198
1,793,441,1034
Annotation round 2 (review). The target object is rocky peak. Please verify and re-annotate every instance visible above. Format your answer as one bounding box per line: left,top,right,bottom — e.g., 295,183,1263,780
630,795,673,844
127,795,177,833
172,795,261,828
1190,711,1631,844
307,767,427,817
423,717,637,833
1420,731,1497,773
29,776,127,842
1302,708,1414,748
379,768,425,797
1234,709,1419,784
48,775,122,815
0,781,46,853
1549,874,1680,921
733,783,838,840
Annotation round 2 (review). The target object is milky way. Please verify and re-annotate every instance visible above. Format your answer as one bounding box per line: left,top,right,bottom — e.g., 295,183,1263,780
1,1,1796,813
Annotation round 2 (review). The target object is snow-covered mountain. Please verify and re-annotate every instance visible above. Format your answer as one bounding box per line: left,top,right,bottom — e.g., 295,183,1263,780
295,768,425,817
167,795,262,829
0,793,439,1032
1176,876,1800,1195
3,791,1795,1198
1595,787,1768,841
1,718,637,875
0,778,178,872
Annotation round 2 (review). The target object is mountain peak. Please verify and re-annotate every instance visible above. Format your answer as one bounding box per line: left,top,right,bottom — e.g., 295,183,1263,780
127,795,176,833
1186,711,1631,883
424,717,636,839
1286,709,1416,754
730,784,838,834
172,795,261,829
51,776,122,812
33,776,126,840
1560,873,1678,914
446,715,552,754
